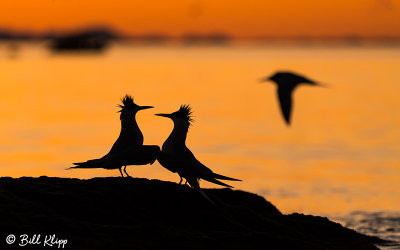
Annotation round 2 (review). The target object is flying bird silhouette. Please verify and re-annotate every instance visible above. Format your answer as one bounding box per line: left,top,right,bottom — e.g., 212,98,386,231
262,71,320,125
69,95,160,177
155,105,241,203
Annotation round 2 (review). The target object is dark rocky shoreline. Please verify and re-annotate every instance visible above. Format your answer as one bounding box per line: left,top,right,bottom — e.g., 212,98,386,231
0,177,386,249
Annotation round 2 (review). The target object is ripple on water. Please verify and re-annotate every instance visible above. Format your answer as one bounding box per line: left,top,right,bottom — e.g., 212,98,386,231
333,211,400,249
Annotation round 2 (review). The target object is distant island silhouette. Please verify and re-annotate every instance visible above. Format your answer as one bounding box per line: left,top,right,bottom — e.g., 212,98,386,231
48,28,117,52
1,26,400,49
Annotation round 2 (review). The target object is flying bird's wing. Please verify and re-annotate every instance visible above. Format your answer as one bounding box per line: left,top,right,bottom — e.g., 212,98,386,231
277,86,293,125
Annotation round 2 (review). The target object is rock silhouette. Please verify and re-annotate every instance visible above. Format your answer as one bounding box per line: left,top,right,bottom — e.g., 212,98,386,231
0,177,385,250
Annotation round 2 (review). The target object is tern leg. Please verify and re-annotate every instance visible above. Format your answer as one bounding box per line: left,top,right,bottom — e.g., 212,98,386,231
123,166,131,177
118,167,124,177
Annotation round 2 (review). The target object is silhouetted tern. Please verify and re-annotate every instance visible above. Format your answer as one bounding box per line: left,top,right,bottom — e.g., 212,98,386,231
262,71,320,125
69,95,160,177
155,105,241,203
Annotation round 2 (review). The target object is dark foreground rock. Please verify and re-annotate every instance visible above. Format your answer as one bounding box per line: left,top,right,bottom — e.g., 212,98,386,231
0,177,384,249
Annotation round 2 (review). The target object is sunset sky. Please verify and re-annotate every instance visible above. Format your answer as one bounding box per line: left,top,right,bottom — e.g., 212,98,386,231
1,0,400,38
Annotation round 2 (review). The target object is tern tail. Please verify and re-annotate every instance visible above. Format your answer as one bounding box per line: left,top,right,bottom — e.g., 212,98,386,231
201,176,234,188
68,158,105,169
212,173,241,181
193,185,215,206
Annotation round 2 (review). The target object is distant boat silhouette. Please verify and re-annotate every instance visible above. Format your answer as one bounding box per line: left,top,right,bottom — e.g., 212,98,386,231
156,105,241,203
69,95,159,177
262,71,320,125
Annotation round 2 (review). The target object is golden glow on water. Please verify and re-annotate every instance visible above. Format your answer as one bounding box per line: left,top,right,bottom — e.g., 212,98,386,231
0,44,399,215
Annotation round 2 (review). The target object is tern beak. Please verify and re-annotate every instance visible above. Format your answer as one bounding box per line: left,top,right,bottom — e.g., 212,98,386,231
139,106,154,110
155,113,171,118
315,82,328,87
259,76,273,83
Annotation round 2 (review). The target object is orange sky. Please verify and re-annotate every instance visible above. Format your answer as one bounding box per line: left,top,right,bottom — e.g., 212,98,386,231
1,0,400,37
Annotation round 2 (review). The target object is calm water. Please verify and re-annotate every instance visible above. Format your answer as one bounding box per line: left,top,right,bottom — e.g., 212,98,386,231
1,43,399,244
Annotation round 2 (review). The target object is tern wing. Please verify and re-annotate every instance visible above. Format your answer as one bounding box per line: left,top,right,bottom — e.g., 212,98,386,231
277,86,293,125
188,152,241,188
157,151,182,173
119,145,160,166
